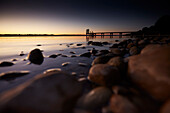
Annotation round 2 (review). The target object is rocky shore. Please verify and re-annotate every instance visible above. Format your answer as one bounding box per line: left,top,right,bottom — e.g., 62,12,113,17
0,36,170,113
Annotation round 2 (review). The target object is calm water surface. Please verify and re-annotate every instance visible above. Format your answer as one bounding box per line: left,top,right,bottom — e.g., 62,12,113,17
0,36,129,59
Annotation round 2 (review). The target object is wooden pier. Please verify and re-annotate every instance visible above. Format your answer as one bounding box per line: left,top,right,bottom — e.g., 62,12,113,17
86,29,137,38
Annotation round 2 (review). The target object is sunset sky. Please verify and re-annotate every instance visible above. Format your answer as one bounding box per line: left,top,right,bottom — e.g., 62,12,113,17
0,0,169,34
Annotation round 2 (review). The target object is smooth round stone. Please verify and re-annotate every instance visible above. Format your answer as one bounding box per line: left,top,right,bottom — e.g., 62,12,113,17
91,56,112,66
129,46,139,56
43,68,62,74
110,95,139,113
49,54,58,58
160,99,170,113
109,48,122,56
127,43,134,49
62,62,71,66
128,46,170,101
88,64,121,86
78,63,88,67
0,61,14,67
141,44,161,54
70,51,76,54
27,48,44,65
78,87,112,110
80,52,91,58
11,59,17,61
0,71,30,81
71,72,77,76
19,51,25,56
0,71,82,113
107,57,126,74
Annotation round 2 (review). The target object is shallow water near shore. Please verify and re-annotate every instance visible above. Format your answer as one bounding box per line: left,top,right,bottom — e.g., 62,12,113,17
0,36,129,93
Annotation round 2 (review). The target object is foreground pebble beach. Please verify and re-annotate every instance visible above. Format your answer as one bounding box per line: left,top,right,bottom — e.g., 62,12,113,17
0,36,170,113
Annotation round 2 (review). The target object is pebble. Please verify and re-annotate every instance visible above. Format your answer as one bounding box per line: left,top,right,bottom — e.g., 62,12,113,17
61,55,67,57
43,68,62,74
70,51,76,54
77,44,82,46
49,54,58,58
19,51,25,56
78,63,88,67
0,61,14,67
62,62,71,66
36,44,42,46
80,52,91,58
11,59,17,61
0,71,30,81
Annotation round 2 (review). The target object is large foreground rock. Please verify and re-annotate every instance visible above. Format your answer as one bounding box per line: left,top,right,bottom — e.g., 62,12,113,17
0,71,82,113
128,46,170,101
160,99,170,113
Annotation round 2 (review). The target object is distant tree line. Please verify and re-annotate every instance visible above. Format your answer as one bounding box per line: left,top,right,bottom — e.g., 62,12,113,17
132,15,170,35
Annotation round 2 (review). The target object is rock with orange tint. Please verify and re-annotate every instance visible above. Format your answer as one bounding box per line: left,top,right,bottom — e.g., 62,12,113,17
160,99,170,113
110,48,122,56
128,46,170,101
129,46,140,56
0,71,82,113
107,57,126,75
140,44,161,54
88,64,121,86
77,87,112,110
110,95,139,113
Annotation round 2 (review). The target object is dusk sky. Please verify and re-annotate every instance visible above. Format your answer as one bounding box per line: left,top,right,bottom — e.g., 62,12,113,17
0,0,169,34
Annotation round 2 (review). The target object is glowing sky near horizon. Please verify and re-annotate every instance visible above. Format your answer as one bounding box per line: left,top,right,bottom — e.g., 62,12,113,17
0,0,169,34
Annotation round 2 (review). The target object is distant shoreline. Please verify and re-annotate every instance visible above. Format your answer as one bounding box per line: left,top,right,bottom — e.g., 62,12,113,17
0,34,86,37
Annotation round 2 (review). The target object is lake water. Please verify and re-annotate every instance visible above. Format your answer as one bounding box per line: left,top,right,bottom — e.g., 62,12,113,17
0,35,130,92
0,36,129,60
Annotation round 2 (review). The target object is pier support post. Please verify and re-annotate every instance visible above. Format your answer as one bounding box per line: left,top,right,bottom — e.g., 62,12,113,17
119,33,122,38
110,33,113,38
101,33,104,38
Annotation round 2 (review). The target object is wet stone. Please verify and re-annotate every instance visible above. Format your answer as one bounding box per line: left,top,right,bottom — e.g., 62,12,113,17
129,46,140,56
77,44,82,46
78,63,88,67
71,55,77,57
71,72,77,76
102,42,109,45
36,44,42,46
81,46,86,49
19,51,25,56
90,48,98,55
23,59,27,61
0,61,14,67
92,56,112,66
27,48,44,65
70,51,76,54
43,68,62,74
80,52,91,58
88,64,121,86
11,59,17,61
0,71,82,113
61,55,67,57
0,71,30,81
62,62,71,66
91,42,103,46
49,54,58,58
77,87,112,110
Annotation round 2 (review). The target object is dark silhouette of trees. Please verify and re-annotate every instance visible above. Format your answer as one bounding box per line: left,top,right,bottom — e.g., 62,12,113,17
133,15,170,36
